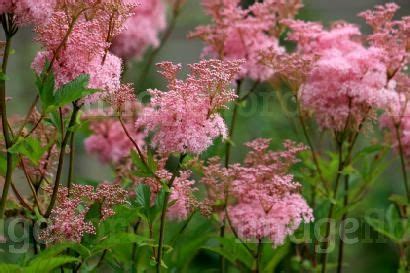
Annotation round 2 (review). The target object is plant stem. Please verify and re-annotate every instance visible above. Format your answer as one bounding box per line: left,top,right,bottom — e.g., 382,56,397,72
156,154,186,273
337,174,349,273
320,140,344,273
254,239,263,273
0,27,15,219
131,220,141,273
138,4,182,89
44,104,81,217
220,80,242,273
67,132,75,196
395,125,410,202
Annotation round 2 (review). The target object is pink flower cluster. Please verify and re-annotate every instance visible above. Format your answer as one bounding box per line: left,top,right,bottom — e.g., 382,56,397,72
283,20,396,131
0,0,56,25
85,117,144,164
190,0,302,81
359,3,409,77
137,59,242,154
31,0,138,102
111,0,166,60
42,183,126,243
202,139,313,245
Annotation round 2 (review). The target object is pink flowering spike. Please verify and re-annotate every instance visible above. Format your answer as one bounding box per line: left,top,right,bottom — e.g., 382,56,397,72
201,139,312,245
190,0,299,81
111,0,167,60
31,0,138,101
359,3,409,77
283,18,398,132
137,59,242,154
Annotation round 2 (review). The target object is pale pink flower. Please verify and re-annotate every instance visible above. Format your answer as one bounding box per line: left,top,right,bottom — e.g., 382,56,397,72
285,20,396,131
358,3,409,77
111,0,167,60
190,0,299,81
137,59,242,154
0,0,56,25
85,118,144,164
202,139,313,245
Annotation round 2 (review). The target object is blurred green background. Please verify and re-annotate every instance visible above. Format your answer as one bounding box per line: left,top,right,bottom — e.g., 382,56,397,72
2,0,410,272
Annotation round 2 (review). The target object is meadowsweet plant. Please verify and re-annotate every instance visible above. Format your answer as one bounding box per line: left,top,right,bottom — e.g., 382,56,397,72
0,1,409,273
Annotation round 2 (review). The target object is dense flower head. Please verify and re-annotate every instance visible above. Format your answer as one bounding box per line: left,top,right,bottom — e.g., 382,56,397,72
190,0,302,81
137,59,242,154
201,139,312,245
111,0,167,60
359,3,409,77
284,20,396,131
41,183,127,243
0,0,56,25
84,112,144,164
31,0,138,102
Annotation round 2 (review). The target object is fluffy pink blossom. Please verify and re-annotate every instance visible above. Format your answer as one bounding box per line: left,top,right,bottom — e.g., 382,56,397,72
358,3,409,77
111,0,167,60
41,183,127,243
137,59,242,154
285,21,395,131
0,0,56,25
31,1,137,101
202,139,313,245
190,0,301,81
85,117,144,164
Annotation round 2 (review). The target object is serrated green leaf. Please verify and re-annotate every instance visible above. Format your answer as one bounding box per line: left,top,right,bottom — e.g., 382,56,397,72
202,237,254,269
54,74,98,108
131,150,157,177
36,72,55,112
26,256,79,273
9,137,47,165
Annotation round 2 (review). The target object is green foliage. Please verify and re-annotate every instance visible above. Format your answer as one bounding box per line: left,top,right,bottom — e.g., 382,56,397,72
365,204,410,244
36,72,98,113
9,137,48,165
131,150,158,177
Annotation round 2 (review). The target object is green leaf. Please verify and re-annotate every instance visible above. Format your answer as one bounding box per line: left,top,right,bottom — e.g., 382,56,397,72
33,242,91,261
135,184,151,210
25,256,79,273
9,137,47,165
54,74,98,108
0,71,9,81
202,237,254,269
92,232,154,253
0,264,23,273
36,71,55,112
131,150,157,177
